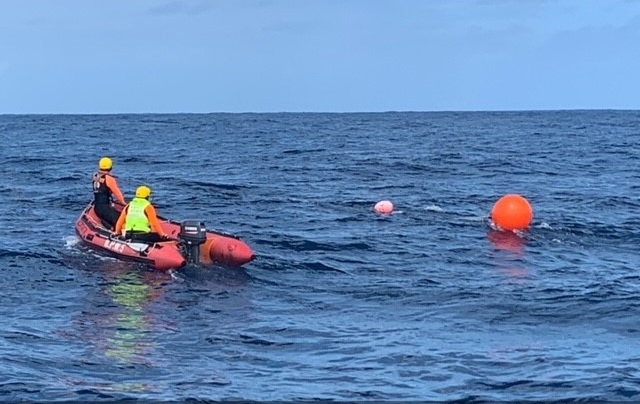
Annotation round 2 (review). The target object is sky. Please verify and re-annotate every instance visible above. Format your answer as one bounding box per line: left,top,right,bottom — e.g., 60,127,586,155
0,0,638,113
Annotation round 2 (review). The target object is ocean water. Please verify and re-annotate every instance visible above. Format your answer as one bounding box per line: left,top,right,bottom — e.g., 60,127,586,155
0,111,639,402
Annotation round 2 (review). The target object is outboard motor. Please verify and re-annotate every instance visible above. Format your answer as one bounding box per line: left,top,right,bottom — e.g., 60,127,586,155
179,220,207,264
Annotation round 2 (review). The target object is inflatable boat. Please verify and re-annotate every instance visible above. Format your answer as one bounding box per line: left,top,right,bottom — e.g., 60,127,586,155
75,203,256,271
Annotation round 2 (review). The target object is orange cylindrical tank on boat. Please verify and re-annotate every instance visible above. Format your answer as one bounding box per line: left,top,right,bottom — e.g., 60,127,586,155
199,236,255,267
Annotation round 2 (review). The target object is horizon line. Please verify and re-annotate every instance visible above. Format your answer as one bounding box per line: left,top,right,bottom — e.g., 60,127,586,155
1,108,638,116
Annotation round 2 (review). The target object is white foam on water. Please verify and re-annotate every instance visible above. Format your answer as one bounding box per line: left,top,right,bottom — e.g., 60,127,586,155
64,236,80,249
424,204,444,212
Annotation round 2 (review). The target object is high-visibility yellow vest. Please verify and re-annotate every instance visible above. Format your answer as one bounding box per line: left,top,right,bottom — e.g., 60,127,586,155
125,198,151,232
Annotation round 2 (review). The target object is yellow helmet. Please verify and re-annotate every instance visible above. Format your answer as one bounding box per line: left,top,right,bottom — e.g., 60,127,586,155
135,185,152,199
99,157,113,170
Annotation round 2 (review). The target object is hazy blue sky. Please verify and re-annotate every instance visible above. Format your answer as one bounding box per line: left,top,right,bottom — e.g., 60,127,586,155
0,0,638,113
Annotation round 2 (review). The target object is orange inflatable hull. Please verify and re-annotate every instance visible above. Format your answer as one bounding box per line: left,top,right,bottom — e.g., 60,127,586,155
75,203,255,271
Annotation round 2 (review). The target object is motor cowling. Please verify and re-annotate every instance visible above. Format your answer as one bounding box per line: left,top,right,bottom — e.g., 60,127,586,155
179,220,207,264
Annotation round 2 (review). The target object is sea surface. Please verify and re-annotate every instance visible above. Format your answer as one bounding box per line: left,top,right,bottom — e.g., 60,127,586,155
0,111,639,402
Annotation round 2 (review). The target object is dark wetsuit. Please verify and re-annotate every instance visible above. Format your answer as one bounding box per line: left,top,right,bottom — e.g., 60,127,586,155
92,171,124,229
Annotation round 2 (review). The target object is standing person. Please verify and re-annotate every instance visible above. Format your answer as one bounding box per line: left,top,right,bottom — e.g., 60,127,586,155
92,157,126,230
115,185,169,243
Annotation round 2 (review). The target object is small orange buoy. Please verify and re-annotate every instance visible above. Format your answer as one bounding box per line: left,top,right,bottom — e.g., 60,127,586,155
491,194,533,231
374,200,394,214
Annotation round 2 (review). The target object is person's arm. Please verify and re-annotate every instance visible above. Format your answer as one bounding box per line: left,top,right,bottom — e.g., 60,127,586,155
114,205,128,236
105,175,126,205
145,204,167,237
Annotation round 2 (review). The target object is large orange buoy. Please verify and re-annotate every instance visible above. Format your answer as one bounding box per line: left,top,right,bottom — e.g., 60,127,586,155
491,194,533,231
374,200,394,214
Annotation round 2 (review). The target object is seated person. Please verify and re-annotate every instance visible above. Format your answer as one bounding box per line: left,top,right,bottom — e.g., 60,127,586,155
114,185,169,243
92,156,126,229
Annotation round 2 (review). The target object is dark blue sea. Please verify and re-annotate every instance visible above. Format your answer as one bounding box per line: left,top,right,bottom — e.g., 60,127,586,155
0,111,639,402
